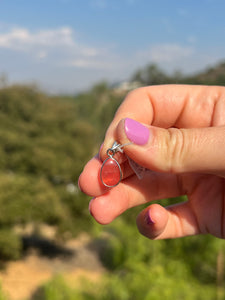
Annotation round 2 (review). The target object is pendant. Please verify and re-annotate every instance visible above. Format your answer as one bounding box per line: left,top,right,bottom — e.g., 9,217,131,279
100,141,125,188
100,141,146,187
100,157,122,187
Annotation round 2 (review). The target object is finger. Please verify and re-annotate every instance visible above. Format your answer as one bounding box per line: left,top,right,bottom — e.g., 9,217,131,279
89,171,183,224
136,202,200,239
78,155,134,197
79,156,108,197
100,85,225,160
117,118,225,176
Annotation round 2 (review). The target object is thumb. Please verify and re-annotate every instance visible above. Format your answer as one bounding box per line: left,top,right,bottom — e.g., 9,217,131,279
116,118,225,176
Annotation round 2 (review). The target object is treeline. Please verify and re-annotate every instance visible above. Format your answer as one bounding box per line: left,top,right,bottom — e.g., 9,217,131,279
132,61,225,86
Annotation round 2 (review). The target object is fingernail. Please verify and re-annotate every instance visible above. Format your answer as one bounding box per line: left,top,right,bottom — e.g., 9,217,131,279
77,175,82,192
99,143,104,152
145,209,155,225
124,118,149,145
98,143,104,160
89,198,94,216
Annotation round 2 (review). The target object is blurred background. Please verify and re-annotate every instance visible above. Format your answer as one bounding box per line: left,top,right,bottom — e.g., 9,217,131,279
0,1,224,299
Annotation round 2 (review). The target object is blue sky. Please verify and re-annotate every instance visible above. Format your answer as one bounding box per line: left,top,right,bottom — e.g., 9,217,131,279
0,0,225,93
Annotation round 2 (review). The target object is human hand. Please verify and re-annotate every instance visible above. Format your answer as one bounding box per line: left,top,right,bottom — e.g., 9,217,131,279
79,85,225,240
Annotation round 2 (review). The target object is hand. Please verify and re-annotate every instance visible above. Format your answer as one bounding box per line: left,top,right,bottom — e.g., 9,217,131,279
79,85,225,240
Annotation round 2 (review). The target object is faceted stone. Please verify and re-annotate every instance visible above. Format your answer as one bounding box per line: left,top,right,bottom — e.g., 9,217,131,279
100,158,121,187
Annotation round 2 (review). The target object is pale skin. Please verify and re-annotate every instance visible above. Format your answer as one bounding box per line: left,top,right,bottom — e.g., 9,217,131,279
79,85,225,240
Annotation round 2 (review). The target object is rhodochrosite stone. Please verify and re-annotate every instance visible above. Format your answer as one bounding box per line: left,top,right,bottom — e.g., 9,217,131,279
100,158,121,187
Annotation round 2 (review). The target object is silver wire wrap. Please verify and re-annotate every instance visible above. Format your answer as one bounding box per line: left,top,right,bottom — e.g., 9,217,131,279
106,141,132,157
107,141,146,180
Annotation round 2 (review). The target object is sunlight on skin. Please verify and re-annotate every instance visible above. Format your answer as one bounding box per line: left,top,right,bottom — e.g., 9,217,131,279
79,85,225,240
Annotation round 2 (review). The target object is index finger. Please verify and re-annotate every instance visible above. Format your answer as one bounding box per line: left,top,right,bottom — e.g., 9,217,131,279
101,84,223,158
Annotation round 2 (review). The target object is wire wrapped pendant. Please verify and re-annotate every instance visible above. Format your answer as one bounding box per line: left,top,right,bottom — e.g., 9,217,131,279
100,142,123,188
100,141,146,188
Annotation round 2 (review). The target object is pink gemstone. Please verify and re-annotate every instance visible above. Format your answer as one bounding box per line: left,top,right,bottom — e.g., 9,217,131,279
100,158,121,187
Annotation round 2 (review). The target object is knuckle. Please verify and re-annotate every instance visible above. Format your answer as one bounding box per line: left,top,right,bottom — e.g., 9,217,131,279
165,128,188,173
125,87,147,100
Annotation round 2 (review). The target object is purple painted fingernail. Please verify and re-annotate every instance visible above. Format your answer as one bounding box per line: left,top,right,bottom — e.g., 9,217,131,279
89,198,95,216
145,209,155,225
98,143,104,160
99,143,104,152
124,118,149,145
78,175,82,192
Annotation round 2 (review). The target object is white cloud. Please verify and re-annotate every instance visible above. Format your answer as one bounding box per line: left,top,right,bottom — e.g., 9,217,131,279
133,43,225,77
0,26,223,94
37,50,47,60
0,25,124,93
131,43,197,74
0,27,74,50
0,26,110,68
71,58,116,70
148,44,194,63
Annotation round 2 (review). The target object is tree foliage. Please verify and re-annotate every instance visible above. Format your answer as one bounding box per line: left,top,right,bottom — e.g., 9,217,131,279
0,62,224,298
132,60,225,86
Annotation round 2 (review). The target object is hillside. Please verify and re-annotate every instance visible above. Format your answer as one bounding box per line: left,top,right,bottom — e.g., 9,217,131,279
131,60,225,86
0,65,224,299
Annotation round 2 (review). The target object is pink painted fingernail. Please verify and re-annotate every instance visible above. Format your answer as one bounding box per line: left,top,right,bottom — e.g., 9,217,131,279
145,209,155,225
124,118,149,145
